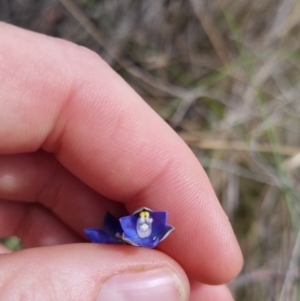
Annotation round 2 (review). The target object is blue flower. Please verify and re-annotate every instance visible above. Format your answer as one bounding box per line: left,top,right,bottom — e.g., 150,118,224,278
120,207,174,248
84,212,123,244
84,207,174,248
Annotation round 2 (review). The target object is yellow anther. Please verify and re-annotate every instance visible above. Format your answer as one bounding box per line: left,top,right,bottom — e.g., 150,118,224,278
139,211,150,218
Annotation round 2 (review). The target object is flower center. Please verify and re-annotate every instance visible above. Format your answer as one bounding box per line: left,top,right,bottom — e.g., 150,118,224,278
140,223,149,231
136,211,153,238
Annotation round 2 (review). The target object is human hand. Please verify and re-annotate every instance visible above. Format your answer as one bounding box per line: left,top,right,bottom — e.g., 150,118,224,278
0,23,243,300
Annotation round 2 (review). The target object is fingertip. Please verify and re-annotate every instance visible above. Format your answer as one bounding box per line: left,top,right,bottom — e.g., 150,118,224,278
189,281,235,301
154,186,244,284
0,244,190,301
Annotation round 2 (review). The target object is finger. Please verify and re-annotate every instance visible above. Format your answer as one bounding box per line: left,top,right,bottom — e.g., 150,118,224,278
0,152,126,234
189,281,234,301
0,23,242,283
0,244,190,301
0,199,81,247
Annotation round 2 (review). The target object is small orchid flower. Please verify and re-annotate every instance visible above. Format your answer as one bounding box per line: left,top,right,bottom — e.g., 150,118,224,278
120,207,174,248
84,212,123,244
84,207,174,248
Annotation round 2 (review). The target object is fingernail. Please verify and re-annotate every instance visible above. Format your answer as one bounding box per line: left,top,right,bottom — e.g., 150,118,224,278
97,268,186,301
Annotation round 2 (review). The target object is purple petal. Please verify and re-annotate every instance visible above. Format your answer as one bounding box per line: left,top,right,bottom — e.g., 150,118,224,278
122,233,160,248
151,211,167,236
119,215,139,239
122,233,141,246
103,212,123,236
140,236,160,248
156,225,175,242
84,228,110,243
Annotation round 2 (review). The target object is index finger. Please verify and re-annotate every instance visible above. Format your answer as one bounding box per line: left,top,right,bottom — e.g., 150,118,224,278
0,23,243,283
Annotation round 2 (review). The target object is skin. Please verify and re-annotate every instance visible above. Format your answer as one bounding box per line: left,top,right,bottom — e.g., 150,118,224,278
0,22,243,300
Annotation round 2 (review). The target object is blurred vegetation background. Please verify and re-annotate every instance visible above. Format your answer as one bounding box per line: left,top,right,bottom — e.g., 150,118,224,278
1,0,300,300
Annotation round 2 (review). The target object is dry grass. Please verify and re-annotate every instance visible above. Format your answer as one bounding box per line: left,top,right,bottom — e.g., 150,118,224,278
2,0,300,300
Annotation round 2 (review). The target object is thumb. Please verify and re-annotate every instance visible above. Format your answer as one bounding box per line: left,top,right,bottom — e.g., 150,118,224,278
0,244,189,301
